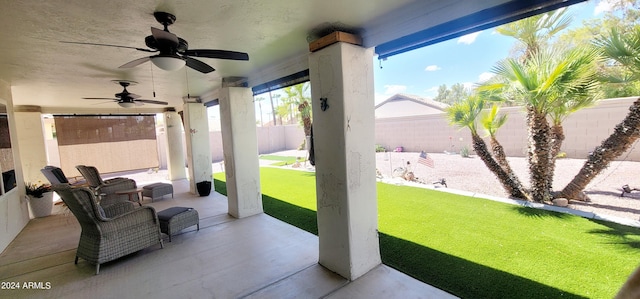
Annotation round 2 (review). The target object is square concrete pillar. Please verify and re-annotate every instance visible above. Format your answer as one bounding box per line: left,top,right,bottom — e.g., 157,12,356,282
163,110,187,181
219,86,262,218
183,103,212,195
309,42,381,280
13,107,48,183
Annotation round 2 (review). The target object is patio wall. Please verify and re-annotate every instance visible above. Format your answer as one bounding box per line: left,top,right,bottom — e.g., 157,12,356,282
375,97,640,162
154,124,306,169
46,96,640,175
46,124,305,174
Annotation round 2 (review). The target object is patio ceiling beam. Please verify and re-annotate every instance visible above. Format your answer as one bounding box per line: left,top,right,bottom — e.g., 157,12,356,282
371,0,586,60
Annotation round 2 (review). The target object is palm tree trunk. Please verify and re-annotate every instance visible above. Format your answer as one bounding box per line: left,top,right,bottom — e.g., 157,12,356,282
490,136,512,171
489,136,526,192
558,98,640,200
547,123,565,193
268,91,277,126
550,124,565,158
298,101,312,136
472,134,528,199
526,106,553,202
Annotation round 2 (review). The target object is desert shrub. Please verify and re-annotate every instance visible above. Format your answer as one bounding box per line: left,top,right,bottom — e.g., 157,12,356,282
460,146,470,158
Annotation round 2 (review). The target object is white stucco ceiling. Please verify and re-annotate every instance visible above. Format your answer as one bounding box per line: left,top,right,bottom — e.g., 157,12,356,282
0,0,570,114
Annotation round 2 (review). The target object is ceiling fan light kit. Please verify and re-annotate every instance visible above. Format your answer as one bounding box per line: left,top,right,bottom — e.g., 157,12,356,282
151,55,186,71
117,102,137,108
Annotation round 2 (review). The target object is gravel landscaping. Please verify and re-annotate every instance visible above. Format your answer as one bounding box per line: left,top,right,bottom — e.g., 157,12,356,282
375,152,640,224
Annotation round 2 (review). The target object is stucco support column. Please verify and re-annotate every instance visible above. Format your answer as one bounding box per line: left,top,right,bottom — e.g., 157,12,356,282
163,109,187,180
13,105,48,184
182,103,212,194
219,79,262,218
309,41,381,280
0,80,29,254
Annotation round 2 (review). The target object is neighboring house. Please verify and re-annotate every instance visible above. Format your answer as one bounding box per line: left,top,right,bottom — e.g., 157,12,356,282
375,94,448,118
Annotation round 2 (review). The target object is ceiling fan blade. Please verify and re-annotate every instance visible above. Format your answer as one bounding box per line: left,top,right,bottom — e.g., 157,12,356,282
119,57,151,68
185,57,215,73
151,27,179,46
60,41,157,53
135,99,169,105
90,101,116,106
82,97,118,100
183,49,249,61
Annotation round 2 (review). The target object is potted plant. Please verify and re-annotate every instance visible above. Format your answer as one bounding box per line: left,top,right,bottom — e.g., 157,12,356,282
25,182,53,218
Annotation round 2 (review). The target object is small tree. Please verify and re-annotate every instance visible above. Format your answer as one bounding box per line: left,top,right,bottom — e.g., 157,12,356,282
278,83,312,148
480,45,601,202
446,95,527,199
558,27,640,199
434,83,470,105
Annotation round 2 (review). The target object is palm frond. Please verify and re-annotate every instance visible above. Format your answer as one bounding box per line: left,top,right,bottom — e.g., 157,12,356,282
480,104,508,137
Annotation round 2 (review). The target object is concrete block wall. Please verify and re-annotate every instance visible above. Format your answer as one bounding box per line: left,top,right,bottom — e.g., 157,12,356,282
375,114,472,154
375,97,640,161
154,125,305,169
46,96,639,175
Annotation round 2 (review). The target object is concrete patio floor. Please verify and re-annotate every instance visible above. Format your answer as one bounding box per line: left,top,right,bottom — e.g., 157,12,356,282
0,176,457,298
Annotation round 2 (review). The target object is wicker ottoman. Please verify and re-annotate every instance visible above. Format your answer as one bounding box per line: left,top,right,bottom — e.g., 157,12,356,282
157,207,199,242
142,183,173,202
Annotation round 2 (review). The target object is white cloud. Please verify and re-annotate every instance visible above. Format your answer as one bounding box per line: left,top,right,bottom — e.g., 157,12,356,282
457,32,481,45
425,65,441,71
424,86,439,96
374,93,388,105
462,82,475,90
375,84,407,104
594,0,615,15
478,72,495,82
383,84,407,95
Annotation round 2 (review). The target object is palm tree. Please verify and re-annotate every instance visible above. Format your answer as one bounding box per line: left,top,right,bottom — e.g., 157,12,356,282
480,104,511,173
495,8,572,60
255,96,266,126
558,28,640,200
267,92,279,126
546,49,602,183
278,83,311,131
483,46,601,202
277,83,312,150
446,96,527,199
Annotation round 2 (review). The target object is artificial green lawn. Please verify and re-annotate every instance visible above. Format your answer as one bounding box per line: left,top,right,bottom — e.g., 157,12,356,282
258,155,306,166
214,167,640,298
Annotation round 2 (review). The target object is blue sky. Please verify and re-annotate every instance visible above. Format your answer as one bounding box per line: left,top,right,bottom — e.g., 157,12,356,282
240,0,618,126
372,0,617,104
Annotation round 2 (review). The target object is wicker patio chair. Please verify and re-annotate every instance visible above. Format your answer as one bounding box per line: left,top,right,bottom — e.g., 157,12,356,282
52,184,163,275
41,166,86,186
75,165,138,206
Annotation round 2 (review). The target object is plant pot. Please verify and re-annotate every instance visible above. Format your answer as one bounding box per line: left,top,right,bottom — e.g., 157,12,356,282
28,192,54,218
196,181,211,197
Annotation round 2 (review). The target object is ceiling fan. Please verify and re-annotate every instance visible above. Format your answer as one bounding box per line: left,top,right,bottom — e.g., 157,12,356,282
62,11,249,74
83,80,168,108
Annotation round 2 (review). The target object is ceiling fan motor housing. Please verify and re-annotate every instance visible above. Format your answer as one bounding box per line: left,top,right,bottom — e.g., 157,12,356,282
154,11,176,26
145,35,188,52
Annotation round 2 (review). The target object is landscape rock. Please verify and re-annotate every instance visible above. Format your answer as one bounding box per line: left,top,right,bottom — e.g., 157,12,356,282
552,198,569,207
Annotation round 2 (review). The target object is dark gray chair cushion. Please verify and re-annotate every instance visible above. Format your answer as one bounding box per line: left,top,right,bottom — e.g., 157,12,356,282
157,207,192,221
